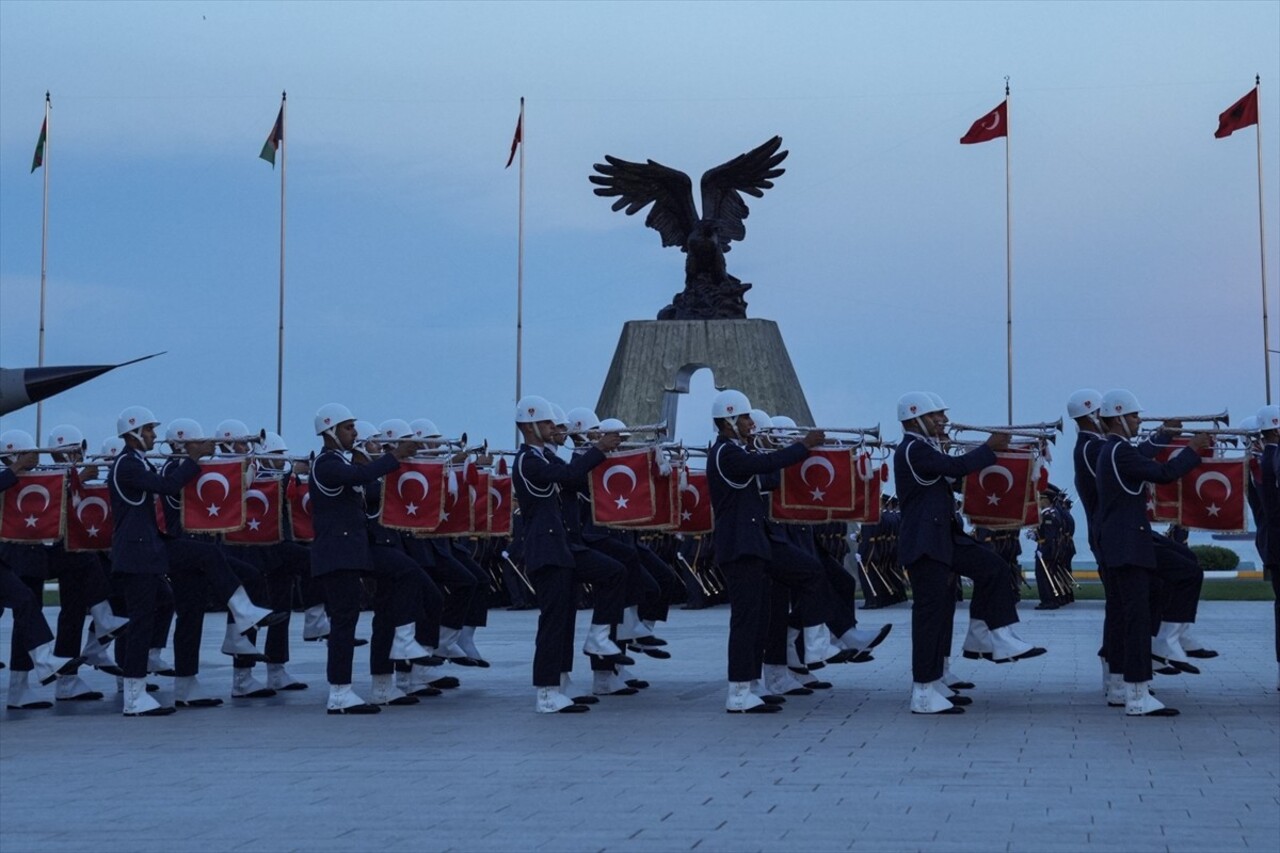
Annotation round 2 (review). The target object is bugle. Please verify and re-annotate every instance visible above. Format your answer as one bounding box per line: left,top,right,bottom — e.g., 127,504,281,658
568,420,667,437
18,439,90,456
175,429,265,446
762,424,880,440
1140,410,1229,427
949,422,1059,443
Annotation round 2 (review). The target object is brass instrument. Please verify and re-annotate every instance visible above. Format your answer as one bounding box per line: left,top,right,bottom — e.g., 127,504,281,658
1140,410,1229,427
762,424,880,440
949,422,1059,443
181,429,265,446
567,420,667,437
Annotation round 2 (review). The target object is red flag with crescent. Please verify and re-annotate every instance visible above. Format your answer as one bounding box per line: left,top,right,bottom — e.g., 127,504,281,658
469,468,491,534
610,456,679,530
488,472,513,535
1215,87,1258,139
675,468,714,534
181,459,246,533
379,460,447,532
780,447,855,511
770,489,831,524
960,100,1008,144
1,470,66,542
225,478,283,545
590,448,658,526
286,477,315,542
962,450,1036,526
1178,457,1247,531
66,469,113,551
1147,438,1193,523
424,466,473,536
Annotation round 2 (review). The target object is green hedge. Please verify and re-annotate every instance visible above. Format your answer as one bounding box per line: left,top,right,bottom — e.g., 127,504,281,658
1190,545,1239,571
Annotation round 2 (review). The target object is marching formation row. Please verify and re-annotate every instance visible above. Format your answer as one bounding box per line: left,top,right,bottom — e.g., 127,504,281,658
0,389,1277,717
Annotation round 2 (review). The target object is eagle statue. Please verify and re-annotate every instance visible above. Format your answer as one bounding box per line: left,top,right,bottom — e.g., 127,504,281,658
589,136,787,320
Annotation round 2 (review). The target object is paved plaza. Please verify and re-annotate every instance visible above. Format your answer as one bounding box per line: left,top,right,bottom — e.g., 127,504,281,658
1,599,1277,853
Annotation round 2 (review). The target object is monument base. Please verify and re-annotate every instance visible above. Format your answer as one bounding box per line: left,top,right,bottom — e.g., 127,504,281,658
595,319,814,435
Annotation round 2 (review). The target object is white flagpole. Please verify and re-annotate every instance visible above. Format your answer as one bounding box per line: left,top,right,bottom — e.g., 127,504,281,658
516,97,525,414
276,91,287,435
36,91,50,443
1004,79,1013,425
1253,76,1273,404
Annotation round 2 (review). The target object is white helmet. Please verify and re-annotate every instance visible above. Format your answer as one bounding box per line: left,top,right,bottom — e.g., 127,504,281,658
99,437,125,458
711,389,751,419
46,424,84,451
165,418,204,444
213,419,250,443
1066,388,1103,419
897,392,941,422
1100,389,1143,418
354,420,380,443
598,418,628,434
549,404,569,427
378,418,414,441
749,409,772,431
1237,415,1261,434
1256,405,1280,432
314,403,356,436
515,395,555,424
117,405,160,438
926,392,949,412
770,415,798,429
0,429,36,456
566,407,600,433
410,418,442,439
261,431,288,454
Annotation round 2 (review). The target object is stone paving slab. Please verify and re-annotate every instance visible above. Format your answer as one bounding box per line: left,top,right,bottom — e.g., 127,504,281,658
1,600,1276,852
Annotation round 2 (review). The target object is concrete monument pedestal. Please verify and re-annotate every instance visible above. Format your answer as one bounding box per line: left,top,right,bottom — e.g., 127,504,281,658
595,319,814,434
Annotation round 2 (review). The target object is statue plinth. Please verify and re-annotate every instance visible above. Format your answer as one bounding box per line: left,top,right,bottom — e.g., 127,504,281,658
595,319,814,434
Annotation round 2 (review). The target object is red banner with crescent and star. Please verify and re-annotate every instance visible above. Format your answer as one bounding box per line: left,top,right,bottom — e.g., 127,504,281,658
1,470,67,543
286,477,315,542
487,471,513,536
608,456,679,531
181,459,246,533
962,450,1037,528
418,466,472,537
1146,438,1209,524
1177,457,1247,532
675,468,714,534
379,460,447,532
589,448,658,526
225,478,284,545
780,447,855,511
66,470,113,551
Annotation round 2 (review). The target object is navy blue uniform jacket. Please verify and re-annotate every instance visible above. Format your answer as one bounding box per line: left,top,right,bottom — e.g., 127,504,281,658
1093,434,1200,570
512,444,604,571
109,447,199,574
308,448,400,577
707,437,809,564
893,432,995,566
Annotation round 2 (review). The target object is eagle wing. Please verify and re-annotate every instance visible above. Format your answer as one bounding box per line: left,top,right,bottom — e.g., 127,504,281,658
590,156,698,250
699,136,787,250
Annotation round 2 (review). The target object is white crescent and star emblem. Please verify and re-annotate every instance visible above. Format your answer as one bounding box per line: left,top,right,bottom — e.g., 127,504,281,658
300,492,312,515
489,485,503,509
74,496,109,535
246,489,270,515
799,456,836,501
196,472,231,517
977,465,1015,505
397,471,431,516
15,484,51,513
1194,470,1233,517
983,111,1001,131
601,463,639,509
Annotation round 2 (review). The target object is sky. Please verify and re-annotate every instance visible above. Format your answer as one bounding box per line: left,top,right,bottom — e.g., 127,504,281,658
1,0,1278,542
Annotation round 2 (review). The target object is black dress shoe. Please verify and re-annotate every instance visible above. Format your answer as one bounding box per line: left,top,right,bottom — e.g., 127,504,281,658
597,686,640,696
727,703,781,714
632,635,667,647
409,686,443,697
39,656,88,686
255,611,291,629
327,703,381,715
429,676,461,689
947,680,976,691
276,681,309,691
57,691,105,702
1151,655,1200,675
912,705,965,715
7,700,54,710
232,687,277,699
571,694,600,705
783,686,814,696
125,705,177,717
624,678,650,690
94,664,125,677
759,693,786,705
558,703,590,713
383,695,420,706
1034,602,1060,611
1185,649,1218,659
638,646,671,660
150,668,177,677
586,652,635,666
849,651,875,664
946,694,973,707
176,697,224,708
146,683,160,693
353,638,369,648
803,679,833,690
962,650,995,661
444,656,484,668
1154,664,1182,676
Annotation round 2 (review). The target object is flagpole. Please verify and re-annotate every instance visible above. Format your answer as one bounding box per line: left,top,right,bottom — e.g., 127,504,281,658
276,91,287,435
1003,79,1013,425
1253,76,1273,404
36,92,50,442
516,97,525,417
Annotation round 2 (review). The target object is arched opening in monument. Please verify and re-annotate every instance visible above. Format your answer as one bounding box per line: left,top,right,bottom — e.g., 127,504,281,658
668,365,719,464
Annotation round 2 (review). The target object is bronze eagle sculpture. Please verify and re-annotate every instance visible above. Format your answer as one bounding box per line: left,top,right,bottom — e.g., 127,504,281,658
589,136,787,320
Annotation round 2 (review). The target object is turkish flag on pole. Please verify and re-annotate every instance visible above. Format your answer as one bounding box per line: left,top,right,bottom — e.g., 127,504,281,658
962,450,1035,526
66,471,113,552
590,448,658,526
780,447,855,511
960,100,1008,144
379,460,447,532
286,477,315,542
505,98,523,168
226,478,284,545
1215,87,1259,138
1,470,66,542
488,472,513,536
1178,457,1247,531
675,468,714,534
181,459,246,533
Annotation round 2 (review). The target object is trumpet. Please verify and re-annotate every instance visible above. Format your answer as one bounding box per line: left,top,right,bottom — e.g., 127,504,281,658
13,439,90,456
568,421,667,437
761,424,881,439
248,452,313,464
174,429,266,446
1140,410,1229,427
949,423,1059,443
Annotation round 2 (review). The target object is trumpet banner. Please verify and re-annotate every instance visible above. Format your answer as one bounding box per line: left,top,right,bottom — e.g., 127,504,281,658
962,450,1038,528
225,478,283,545
1177,457,1247,532
379,460,447,532
1,470,66,543
418,466,472,537
488,473,513,536
286,477,315,542
469,469,490,534
780,447,855,511
1147,438,1191,523
607,459,680,531
181,459,246,534
675,468,714,534
66,470,113,552
589,448,659,526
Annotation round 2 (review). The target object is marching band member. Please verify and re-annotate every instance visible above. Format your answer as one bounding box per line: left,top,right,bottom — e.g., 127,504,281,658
44,425,129,701
1093,390,1207,716
1255,405,1280,690
1,431,80,709
893,392,1044,716
512,395,626,714
309,403,434,714
706,390,832,714
1032,487,1068,610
